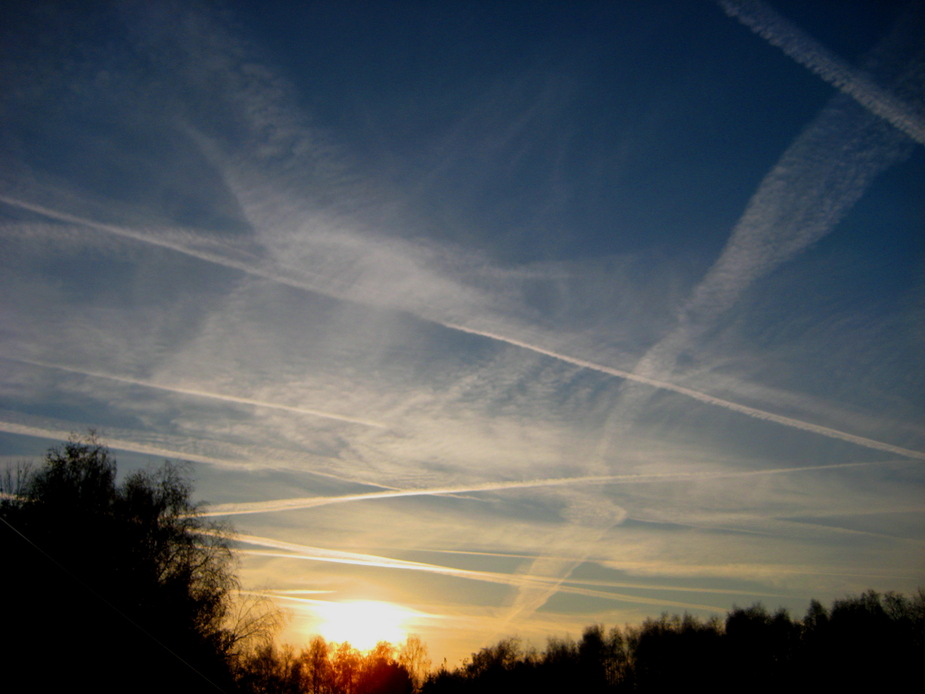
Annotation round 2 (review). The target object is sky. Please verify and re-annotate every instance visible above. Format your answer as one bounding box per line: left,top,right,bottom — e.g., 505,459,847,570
1,0,923,666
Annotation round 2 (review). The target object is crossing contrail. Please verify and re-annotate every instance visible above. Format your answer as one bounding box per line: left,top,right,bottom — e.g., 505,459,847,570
444,324,925,461
200,460,895,517
230,534,725,611
3,194,923,462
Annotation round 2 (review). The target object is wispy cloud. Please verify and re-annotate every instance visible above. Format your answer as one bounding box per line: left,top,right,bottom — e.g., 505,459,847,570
3,196,919,462
446,324,925,460
595,6,923,461
488,2,925,626
0,414,395,485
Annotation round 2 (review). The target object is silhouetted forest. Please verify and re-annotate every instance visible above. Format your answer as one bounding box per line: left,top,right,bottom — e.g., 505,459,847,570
421,587,925,694
2,436,922,694
235,636,428,694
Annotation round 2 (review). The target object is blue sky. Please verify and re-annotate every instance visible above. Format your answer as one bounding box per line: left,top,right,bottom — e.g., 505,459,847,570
1,0,923,664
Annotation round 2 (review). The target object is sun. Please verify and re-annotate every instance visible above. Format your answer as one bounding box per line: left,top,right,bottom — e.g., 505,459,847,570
314,600,411,651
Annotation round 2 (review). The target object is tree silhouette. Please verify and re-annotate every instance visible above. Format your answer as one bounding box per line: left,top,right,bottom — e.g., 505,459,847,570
300,635,335,694
357,642,414,694
0,432,253,692
232,635,414,694
420,590,924,694
397,635,431,691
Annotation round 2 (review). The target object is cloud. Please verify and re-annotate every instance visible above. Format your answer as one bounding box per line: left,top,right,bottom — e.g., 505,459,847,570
4,196,920,462
596,6,924,459
446,324,925,460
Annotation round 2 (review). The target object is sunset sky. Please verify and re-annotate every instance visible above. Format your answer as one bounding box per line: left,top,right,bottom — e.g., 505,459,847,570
1,0,923,665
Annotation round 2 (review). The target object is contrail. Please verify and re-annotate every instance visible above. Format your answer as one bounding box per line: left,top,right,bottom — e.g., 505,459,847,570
2,356,386,429
231,534,725,611
593,2,924,462
598,88,915,446
200,460,897,517
0,196,268,276
0,418,405,490
3,194,923,461
0,194,338,297
718,0,925,145
233,534,506,579
0,420,247,468
445,324,925,461
202,474,631,516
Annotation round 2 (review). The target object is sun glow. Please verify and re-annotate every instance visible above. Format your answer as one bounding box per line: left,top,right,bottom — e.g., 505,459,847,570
314,600,411,651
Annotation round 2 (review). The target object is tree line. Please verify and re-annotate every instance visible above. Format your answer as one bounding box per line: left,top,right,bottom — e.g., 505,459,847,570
235,636,429,694
2,435,922,693
422,588,924,694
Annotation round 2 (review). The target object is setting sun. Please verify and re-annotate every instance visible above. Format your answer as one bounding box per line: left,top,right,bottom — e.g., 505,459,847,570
314,601,411,651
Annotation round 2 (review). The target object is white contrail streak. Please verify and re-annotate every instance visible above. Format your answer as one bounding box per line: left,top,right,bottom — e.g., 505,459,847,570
203,474,626,516
200,460,896,517
231,535,725,611
0,420,241,468
0,418,404,489
445,324,925,461
0,194,331,294
594,3,923,461
718,0,925,145
3,356,386,429
3,194,922,461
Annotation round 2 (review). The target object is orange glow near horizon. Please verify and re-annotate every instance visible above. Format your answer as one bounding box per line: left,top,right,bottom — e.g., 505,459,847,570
314,600,411,651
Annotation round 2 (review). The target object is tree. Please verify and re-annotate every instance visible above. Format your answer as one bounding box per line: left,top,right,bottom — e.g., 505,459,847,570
397,635,432,692
358,642,414,694
300,635,335,694
0,432,253,692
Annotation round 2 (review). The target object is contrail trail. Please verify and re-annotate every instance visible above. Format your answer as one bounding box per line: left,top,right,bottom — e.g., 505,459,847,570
200,460,897,517
0,194,338,296
591,3,924,465
0,418,404,489
596,90,915,449
2,356,386,429
231,534,725,611
3,194,922,461
202,474,631,516
0,420,243,468
445,324,925,461
718,0,925,145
